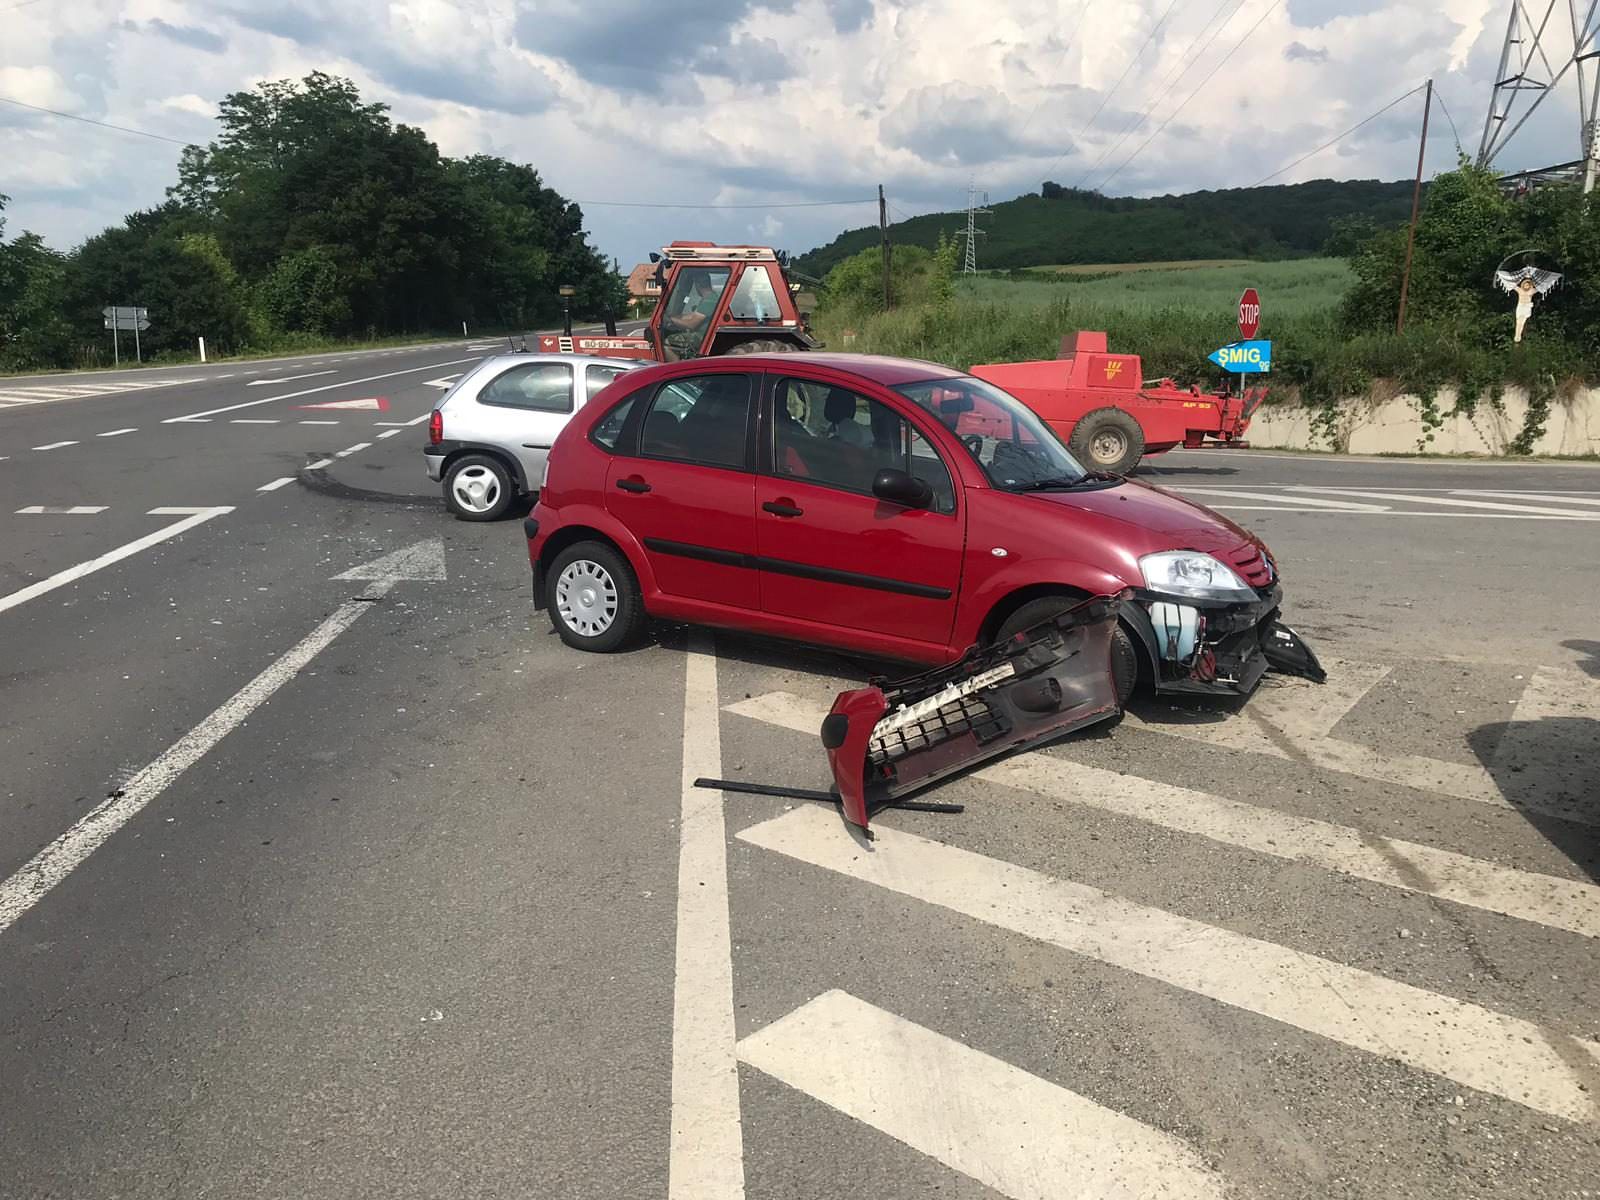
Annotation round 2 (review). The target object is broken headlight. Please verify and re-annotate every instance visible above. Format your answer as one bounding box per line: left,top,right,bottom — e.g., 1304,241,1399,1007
1138,550,1256,602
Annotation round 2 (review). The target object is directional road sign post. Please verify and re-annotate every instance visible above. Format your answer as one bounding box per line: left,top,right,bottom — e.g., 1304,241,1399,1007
1208,340,1273,373
102,306,151,365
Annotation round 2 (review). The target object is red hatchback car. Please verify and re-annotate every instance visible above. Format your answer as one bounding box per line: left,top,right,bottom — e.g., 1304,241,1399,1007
525,354,1320,700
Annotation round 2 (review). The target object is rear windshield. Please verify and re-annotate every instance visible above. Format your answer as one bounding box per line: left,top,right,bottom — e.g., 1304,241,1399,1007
893,376,1087,490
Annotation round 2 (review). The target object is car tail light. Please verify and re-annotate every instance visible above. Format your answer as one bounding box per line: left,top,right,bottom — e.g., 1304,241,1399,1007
428,409,443,445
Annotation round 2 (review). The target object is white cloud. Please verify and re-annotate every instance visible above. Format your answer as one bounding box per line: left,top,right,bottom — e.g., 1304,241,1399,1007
0,0,1589,266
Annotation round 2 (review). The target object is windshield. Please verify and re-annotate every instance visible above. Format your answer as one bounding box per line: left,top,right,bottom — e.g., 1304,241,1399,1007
893,375,1089,490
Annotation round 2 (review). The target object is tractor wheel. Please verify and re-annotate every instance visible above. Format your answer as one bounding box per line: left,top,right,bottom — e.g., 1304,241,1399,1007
724,338,802,355
1069,408,1145,475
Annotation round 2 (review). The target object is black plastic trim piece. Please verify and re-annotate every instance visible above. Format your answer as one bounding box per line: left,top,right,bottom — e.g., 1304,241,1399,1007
640,538,952,599
523,517,540,541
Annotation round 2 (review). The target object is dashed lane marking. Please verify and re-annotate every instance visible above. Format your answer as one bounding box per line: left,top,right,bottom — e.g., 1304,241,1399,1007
298,420,339,426
334,443,371,458
230,418,279,424
163,357,479,422
97,428,137,437
307,458,334,470
15,506,109,515
739,990,1226,1200
738,806,1600,1122
376,429,402,439
257,477,295,492
31,441,77,451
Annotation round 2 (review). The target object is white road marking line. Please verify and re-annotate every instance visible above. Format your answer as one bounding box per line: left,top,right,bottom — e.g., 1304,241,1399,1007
373,421,413,427
15,506,109,515
422,376,460,389
245,370,335,386
31,441,78,451
1174,487,1391,511
333,442,371,458
163,357,479,421
398,412,431,426
1287,486,1599,518
0,507,232,618
376,429,402,439
1456,490,1600,508
730,691,1600,936
670,634,744,1200
256,477,295,492
0,580,395,936
97,428,137,437
739,990,1225,1200
298,420,340,425
307,458,334,470
738,806,1600,1121
230,418,279,424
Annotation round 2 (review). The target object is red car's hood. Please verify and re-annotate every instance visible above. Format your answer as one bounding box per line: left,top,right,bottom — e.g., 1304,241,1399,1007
1024,478,1265,558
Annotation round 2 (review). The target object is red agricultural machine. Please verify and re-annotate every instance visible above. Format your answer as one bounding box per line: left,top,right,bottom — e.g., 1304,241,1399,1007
971,331,1263,474
536,242,818,362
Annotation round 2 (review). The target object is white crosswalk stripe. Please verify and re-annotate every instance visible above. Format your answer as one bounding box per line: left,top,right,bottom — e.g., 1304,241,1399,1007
1166,484,1600,521
738,805,1600,1121
0,377,203,409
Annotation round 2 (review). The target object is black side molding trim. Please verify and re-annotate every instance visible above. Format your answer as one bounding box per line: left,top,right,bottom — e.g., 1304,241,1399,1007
641,538,951,600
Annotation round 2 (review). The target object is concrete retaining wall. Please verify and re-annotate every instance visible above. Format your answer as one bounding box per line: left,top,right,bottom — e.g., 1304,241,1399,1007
1247,386,1600,457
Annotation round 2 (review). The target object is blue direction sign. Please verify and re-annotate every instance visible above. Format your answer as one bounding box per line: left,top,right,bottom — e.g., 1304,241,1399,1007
1209,339,1272,373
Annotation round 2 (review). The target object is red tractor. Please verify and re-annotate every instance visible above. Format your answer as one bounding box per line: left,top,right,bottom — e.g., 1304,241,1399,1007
970,331,1263,474
536,242,818,362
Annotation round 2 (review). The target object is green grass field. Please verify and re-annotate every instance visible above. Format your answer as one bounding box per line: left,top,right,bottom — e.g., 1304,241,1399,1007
959,258,1352,319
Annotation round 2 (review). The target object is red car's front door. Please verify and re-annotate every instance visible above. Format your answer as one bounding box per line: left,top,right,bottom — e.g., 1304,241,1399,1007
756,376,964,649
606,372,759,609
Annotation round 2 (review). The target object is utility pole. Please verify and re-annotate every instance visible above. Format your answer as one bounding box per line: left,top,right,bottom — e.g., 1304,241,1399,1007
960,179,992,275
1397,79,1433,335
878,184,893,309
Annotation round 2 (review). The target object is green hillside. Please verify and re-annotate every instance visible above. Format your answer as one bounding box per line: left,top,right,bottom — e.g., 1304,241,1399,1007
795,179,1417,277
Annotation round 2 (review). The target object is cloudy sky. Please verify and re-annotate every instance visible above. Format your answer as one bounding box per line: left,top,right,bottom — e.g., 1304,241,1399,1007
0,0,1590,266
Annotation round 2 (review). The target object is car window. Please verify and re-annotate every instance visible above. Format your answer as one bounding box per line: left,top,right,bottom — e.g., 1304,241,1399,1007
772,379,955,513
478,362,574,412
591,394,639,452
639,374,751,469
725,264,782,321
585,364,629,401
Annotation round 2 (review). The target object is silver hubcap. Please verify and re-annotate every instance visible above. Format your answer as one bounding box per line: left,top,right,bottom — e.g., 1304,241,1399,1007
556,560,619,638
1091,429,1127,463
451,465,501,513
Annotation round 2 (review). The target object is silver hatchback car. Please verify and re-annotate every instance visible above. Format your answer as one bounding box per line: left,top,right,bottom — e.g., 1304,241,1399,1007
423,353,643,520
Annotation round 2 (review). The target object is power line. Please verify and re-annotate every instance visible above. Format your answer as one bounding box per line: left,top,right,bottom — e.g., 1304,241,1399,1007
0,95,201,148
574,198,874,209
1074,0,1247,190
1098,0,1286,191
1249,83,1427,187
1039,0,1183,180
0,94,870,213
1011,0,1095,142
1432,90,1463,155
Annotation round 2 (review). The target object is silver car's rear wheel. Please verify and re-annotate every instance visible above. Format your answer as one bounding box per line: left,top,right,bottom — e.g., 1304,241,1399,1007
443,453,514,521
555,559,619,637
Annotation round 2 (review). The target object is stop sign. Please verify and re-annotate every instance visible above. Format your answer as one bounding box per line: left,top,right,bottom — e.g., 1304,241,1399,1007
1238,288,1261,339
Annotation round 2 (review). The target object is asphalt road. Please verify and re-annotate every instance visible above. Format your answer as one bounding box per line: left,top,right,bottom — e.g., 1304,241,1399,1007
1,349,1597,1199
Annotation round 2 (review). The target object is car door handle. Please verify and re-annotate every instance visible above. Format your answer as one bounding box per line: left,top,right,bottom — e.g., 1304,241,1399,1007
615,477,651,494
763,500,804,517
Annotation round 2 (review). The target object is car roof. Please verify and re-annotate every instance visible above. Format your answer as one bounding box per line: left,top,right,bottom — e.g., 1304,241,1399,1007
690,353,965,386
474,352,645,369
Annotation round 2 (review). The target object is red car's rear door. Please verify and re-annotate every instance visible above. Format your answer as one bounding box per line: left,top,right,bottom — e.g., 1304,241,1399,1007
606,372,759,609
757,376,963,648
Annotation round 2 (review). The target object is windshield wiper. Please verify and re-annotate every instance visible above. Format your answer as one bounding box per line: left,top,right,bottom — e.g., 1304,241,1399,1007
1010,475,1090,492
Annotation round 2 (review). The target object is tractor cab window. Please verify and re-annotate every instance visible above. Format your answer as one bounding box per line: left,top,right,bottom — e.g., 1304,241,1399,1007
660,267,730,358
726,265,781,321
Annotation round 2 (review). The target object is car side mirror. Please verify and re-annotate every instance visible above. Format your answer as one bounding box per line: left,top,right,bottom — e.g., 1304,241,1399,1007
872,467,933,509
